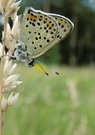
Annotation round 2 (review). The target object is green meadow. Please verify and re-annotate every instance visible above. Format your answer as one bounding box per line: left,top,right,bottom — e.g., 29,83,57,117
4,64,95,135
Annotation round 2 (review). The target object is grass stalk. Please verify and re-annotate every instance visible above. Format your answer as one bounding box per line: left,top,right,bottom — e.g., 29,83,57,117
0,12,8,135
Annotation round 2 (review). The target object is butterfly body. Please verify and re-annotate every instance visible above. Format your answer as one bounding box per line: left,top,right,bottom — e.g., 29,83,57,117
14,7,74,67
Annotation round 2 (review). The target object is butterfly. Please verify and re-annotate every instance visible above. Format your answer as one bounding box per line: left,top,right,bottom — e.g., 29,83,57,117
14,7,74,67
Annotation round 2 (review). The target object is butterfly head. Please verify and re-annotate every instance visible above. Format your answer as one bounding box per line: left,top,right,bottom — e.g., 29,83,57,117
14,44,35,67
27,59,35,67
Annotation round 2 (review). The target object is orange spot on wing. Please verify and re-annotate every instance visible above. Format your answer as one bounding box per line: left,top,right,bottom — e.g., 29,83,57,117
27,13,38,21
27,12,54,29
58,20,65,27
38,16,53,28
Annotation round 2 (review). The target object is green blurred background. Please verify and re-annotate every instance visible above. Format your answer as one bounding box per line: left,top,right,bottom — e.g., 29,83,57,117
0,0,95,135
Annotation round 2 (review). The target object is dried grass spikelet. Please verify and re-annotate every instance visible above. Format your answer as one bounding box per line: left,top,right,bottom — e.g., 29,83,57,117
1,60,22,111
0,0,21,18
3,60,22,92
2,15,21,57
1,92,19,111
66,80,79,108
0,59,22,112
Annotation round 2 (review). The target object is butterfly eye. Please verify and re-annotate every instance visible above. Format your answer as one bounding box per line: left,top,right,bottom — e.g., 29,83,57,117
27,59,35,67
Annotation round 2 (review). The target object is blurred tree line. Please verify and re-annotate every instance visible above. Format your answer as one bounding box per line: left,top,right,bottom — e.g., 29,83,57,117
0,0,95,65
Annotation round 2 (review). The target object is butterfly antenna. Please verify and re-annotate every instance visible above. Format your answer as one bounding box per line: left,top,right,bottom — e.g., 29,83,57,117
35,61,49,76
36,60,59,75
48,67,59,75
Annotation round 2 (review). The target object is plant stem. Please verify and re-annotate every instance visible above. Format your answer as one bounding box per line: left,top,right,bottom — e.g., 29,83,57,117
0,13,8,135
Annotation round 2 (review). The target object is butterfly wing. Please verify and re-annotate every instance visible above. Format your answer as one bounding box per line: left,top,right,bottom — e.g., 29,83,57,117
19,7,74,59
49,13,74,45
19,7,58,58
36,13,74,53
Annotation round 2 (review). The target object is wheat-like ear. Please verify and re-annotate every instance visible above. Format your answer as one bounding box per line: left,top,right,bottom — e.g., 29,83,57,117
0,0,22,134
